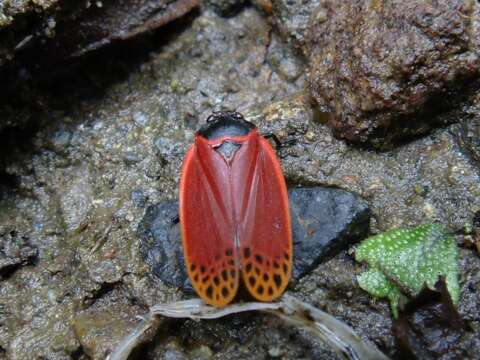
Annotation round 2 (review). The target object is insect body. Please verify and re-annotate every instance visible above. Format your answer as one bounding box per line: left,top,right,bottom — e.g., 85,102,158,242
179,111,292,307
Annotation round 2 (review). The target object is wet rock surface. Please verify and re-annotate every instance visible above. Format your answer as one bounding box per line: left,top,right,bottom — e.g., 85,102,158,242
308,0,480,147
0,0,200,66
0,0,58,28
73,297,144,360
0,2,478,360
139,187,370,288
259,95,480,232
0,227,37,278
271,0,321,50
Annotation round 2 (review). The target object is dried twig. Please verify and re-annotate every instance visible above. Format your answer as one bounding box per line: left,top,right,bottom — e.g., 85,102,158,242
108,295,389,360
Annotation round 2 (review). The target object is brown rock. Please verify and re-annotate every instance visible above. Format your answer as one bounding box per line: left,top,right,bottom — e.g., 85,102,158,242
308,0,480,147
73,308,140,360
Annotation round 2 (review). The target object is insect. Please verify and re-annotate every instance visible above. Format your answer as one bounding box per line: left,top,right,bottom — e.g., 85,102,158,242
179,111,292,307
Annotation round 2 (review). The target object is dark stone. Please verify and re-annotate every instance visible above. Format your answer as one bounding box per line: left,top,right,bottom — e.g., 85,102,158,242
308,0,480,148
0,228,37,278
207,0,246,17
137,201,193,293
138,187,370,289
289,187,370,279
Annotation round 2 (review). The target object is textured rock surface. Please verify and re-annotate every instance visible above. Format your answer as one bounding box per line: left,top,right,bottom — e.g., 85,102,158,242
73,301,143,360
271,0,321,50
0,0,57,27
308,0,480,146
258,95,480,232
139,187,370,288
0,227,37,278
0,0,200,66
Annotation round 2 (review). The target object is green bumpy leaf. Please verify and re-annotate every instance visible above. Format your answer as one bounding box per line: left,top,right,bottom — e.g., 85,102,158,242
355,224,459,317
357,268,407,318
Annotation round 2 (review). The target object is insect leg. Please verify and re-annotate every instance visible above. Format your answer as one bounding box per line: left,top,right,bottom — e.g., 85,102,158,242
170,214,180,226
262,133,297,150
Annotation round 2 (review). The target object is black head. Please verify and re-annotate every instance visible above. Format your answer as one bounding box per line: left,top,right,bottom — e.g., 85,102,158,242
198,111,256,141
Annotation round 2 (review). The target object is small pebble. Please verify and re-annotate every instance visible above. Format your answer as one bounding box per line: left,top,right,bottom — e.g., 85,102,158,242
304,131,316,142
133,112,148,126
268,347,284,358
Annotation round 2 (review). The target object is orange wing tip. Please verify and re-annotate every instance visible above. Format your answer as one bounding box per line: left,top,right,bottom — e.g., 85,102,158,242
186,259,239,307
241,249,292,302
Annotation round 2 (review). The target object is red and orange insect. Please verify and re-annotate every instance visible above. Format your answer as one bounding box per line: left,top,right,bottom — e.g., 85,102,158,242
179,111,292,307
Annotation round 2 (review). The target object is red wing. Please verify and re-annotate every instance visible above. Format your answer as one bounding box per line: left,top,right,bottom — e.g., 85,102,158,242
180,135,239,307
231,131,292,301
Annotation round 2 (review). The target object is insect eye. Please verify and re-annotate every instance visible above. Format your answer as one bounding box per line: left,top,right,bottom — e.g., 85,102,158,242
231,112,243,120
207,110,228,123
206,114,216,123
